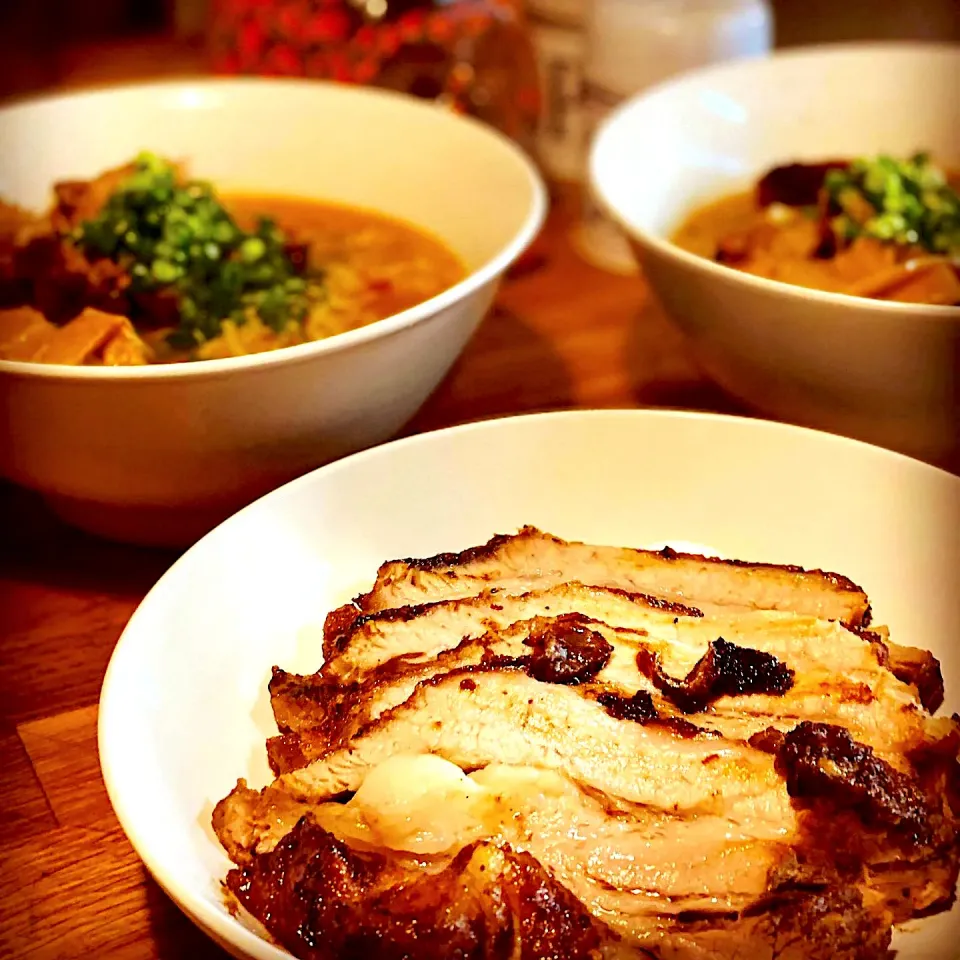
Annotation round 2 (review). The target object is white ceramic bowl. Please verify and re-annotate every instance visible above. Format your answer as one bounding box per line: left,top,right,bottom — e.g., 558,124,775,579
590,42,960,470
0,79,546,546
98,408,960,960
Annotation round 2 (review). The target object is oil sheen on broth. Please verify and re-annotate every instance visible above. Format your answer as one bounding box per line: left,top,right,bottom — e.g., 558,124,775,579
178,196,466,363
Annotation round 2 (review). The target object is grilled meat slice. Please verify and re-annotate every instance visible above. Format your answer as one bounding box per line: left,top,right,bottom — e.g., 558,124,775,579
220,761,791,913
218,528,956,960
0,203,43,306
327,528,870,639
270,668,333,738
270,611,698,771
269,610,936,774
221,705,958,944
221,761,896,960
269,612,652,772
858,622,942,713
322,581,701,680
308,581,926,742
11,231,132,325
229,646,959,920
775,722,931,843
635,637,794,713
235,666,797,824
882,642,944,712
279,585,703,737
751,721,960,922
316,578,933,718
226,815,624,960
661,885,894,960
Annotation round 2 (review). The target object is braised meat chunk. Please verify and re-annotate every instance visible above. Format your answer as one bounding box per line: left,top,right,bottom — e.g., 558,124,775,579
214,527,959,960
227,818,616,960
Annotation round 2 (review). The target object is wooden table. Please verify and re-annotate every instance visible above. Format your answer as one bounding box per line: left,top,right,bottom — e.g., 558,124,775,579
0,186,744,959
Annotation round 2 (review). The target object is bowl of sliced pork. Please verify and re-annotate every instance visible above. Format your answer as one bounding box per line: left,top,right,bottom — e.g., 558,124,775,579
98,408,960,960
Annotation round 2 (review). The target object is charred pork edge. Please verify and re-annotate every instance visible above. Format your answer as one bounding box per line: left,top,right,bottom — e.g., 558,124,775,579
372,526,869,596
323,582,704,663
295,614,938,769
322,529,872,654
327,519,874,652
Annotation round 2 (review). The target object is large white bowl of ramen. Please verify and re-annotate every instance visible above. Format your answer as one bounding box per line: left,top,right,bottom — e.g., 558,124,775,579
0,79,546,546
590,43,960,470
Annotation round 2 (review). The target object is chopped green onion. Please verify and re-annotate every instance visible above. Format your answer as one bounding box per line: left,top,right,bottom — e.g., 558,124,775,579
824,153,960,255
151,259,180,284
240,236,266,263
73,152,324,348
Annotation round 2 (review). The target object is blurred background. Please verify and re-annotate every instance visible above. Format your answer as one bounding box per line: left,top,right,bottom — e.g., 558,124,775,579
1,0,958,103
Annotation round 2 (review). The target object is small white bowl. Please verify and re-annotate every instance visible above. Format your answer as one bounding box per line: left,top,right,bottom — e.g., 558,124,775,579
0,79,546,546
98,408,960,960
590,42,960,469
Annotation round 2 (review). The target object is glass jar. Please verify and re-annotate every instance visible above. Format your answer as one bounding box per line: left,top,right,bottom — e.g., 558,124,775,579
525,0,589,184
575,0,773,273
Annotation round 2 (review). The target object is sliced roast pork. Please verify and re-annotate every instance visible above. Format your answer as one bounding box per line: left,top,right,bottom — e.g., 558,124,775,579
269,609,938,773
322,581,701,683
325,528,870,647
221,760,895,960
215,528,958,960
225,817,630,960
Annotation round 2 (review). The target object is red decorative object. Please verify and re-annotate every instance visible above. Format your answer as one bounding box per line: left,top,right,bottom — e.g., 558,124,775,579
209,0,542,156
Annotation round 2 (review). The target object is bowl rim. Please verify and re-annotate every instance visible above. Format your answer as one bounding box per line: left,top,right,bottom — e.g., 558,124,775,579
588,40,960,320
0,77,548,383
98,405,960,960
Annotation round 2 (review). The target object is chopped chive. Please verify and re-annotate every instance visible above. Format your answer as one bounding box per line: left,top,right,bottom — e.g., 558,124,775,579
73,152,324,346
